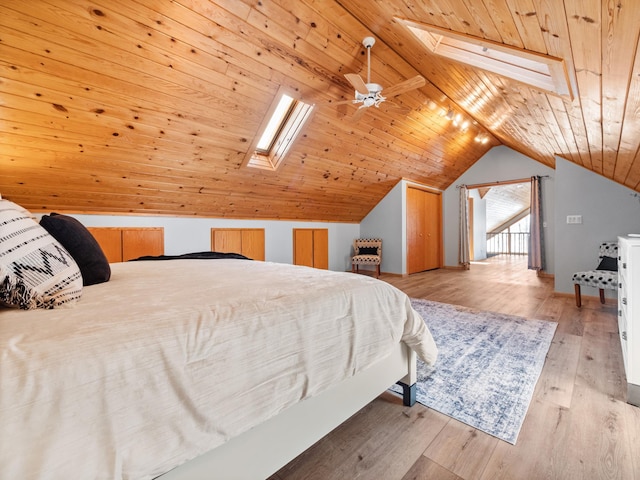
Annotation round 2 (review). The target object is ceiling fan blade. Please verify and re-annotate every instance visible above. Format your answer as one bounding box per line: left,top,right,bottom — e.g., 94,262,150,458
382,75,426,98
344,73,369,95
350,105,368,122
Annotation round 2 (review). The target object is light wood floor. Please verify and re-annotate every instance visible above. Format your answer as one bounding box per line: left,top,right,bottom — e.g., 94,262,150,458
271,255,640,480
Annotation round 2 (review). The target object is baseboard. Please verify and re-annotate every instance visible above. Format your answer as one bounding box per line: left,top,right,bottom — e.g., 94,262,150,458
537,270,554,279
628,383,640,407
553,291,617,305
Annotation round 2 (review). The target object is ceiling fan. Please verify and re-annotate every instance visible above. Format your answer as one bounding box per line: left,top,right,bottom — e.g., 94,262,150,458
335,36,426,121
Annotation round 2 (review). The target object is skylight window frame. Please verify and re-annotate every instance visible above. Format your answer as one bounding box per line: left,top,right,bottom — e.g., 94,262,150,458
244,89,314,171
396,18,574,99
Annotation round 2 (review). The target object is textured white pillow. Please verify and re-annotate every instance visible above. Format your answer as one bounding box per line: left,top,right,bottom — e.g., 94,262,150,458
0,199,83,309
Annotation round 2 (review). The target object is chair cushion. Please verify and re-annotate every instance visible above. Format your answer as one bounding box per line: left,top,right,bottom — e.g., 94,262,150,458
572,270,618,290
352,255,381,265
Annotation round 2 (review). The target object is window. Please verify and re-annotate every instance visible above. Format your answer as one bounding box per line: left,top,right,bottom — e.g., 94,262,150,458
396,18,573,98
245,91,314,171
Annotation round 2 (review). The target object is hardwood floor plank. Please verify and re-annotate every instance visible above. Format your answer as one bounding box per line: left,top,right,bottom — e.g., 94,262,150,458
401,455,463,480
534,332,581,408
479,400,572,480
422,421,498,480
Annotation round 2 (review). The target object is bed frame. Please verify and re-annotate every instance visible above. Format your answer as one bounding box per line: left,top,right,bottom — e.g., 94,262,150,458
159,343,416,479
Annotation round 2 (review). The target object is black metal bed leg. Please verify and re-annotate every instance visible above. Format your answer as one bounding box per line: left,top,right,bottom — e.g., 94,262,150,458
396,381,416,406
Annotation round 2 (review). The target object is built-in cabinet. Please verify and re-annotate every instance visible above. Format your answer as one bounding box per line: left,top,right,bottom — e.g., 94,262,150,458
293,228,328,269
87,227,164,263
406,186,442,274
211,228,265,261
618,235,640,407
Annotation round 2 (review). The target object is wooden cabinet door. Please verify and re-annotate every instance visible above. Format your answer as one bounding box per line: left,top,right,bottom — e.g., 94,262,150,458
293,229,315,267
122,228,164,261
241,229,265,261
88,228,123,263
212,229,243,254
293,229,328,269
407,187,442,274
211,229,265,260
312,229,328,270
87,227,164,263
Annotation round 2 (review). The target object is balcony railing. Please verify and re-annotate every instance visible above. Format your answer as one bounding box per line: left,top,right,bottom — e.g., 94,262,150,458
487,231,529,256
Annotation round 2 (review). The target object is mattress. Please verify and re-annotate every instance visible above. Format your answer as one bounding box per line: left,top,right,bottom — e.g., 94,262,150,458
0,259,437,479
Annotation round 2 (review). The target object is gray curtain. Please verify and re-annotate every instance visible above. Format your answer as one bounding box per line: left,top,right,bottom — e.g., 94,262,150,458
528,176,545,271
459,185,470,269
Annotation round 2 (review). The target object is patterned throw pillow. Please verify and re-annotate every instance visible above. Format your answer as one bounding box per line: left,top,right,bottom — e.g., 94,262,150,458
0,199,83,309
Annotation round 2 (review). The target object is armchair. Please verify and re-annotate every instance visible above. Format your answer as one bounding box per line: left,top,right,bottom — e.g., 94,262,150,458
351,238,382,278
571,241,618,307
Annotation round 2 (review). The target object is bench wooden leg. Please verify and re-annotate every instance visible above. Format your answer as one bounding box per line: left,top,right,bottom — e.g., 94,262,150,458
574,284,582,308
599,288,605,304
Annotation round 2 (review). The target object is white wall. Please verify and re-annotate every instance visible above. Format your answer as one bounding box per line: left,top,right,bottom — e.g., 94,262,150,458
554,157,640,296
360,181,405,274
442,146,556,273
67,214,359,272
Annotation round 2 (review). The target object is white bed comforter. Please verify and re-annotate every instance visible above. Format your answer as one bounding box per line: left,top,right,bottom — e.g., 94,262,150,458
0,259,437,480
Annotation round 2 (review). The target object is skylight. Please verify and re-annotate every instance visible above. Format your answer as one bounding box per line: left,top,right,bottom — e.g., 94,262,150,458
255,94,296,153
245,91,314,171
396,18,573,98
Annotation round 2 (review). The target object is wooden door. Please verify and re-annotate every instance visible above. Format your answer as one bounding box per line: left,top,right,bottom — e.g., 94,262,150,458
407,187,442,274
407,188,426,274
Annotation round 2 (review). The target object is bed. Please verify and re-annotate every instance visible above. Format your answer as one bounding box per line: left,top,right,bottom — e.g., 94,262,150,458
1,252,437,479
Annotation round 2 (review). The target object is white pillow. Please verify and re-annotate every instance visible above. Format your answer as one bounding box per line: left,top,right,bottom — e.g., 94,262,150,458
0,199,83,309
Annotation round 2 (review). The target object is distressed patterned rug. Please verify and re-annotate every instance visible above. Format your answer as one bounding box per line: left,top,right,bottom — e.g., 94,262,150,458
392,299,557,444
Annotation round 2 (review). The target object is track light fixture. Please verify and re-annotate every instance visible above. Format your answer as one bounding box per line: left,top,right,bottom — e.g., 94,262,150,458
445,107,455,120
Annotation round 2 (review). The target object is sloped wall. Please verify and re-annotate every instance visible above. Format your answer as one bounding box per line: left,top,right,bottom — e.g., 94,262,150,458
442,146,556,273
554,157,640,296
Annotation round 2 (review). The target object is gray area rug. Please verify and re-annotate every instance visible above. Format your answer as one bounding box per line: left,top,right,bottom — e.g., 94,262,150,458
392,299,557,444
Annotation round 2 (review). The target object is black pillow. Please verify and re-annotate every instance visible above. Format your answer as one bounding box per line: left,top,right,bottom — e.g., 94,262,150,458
358,246,379,255
40,213,111,286
596,256,617,271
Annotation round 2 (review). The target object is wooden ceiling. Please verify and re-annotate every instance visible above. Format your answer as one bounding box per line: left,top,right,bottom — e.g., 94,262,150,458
1,0,639,222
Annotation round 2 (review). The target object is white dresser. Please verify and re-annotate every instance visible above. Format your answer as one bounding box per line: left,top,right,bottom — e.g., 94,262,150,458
618,235,640,406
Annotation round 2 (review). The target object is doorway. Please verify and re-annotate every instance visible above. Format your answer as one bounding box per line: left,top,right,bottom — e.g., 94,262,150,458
467,181,531,262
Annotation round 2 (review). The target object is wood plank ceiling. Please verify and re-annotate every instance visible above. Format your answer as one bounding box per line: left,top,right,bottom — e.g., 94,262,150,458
1,0,639,222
